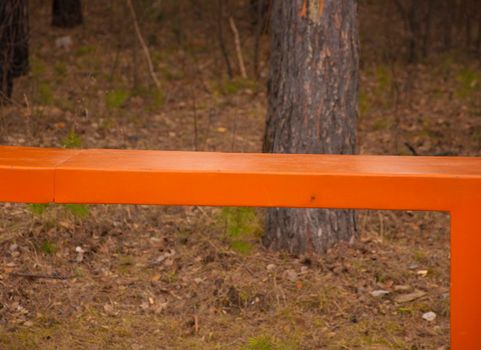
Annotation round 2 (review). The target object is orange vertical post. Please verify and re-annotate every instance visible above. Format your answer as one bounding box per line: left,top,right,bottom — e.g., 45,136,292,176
451,206,481,349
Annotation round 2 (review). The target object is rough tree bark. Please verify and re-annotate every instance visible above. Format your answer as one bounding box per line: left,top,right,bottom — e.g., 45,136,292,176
263,0,359,255
0,0,29,102
52,0,83,28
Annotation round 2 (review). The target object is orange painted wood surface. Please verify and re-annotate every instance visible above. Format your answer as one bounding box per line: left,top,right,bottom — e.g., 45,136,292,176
0,145,481,349
2,146,479,209
0,147,78,203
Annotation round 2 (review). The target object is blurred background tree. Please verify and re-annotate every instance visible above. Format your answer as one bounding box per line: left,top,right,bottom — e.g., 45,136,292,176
51,0,83,28
0,0,28,103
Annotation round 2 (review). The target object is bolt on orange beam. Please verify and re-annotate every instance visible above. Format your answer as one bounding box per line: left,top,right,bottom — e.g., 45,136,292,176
0,146,481,348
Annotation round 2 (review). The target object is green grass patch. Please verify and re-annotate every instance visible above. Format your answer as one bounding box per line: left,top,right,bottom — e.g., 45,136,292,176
74,267,86,278
243,336,276,350
219,207,261,255
372,118,391,131
397,306,413,315
40,240,57,255
242,335,299,350
28,203,49,215
456,67,480,99
30,56,47,77
36,82,54,105
54,62,67,76
358,88,371,116
213,78,257,95
75,45,97,57
28,203,88,219
63,204,89,218
62,130,82,148
132,86,165,108
375,65,392,93
105,89,129,110
229,240,253,255
221,207,260,238
151,89,165,108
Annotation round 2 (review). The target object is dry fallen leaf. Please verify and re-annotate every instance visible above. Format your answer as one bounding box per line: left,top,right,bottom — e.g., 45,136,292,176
394,285,411,292
394,290,426,303
103,303,117,316
422,311,437,321
371,290,390,297
283,269,298,282
417,269,428,277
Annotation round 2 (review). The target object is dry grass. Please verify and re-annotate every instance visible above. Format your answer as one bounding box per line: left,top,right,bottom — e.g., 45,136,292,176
0,206,450,349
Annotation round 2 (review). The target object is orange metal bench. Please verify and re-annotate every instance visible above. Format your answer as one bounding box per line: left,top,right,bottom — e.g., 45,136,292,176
1,145,480,348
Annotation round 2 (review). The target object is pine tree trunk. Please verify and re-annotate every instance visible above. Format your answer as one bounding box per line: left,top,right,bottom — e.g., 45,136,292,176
263,0,359,255
52,0,83,28
0,0,29,102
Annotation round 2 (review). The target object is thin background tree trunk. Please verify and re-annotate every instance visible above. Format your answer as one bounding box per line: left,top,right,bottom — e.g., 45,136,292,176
0,0,29,102
263,0,359,254
52,0,83,28
217,0,233,79
443,0,454,51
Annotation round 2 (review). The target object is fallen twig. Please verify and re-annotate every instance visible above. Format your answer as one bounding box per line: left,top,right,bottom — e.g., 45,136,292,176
194,314,199,334
404,142,418,156
10,272,73,280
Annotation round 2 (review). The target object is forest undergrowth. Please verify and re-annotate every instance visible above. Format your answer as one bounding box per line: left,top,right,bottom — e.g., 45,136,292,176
0,1,480,349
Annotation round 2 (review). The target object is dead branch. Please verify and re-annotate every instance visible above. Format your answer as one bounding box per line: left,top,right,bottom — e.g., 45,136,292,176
126,0,161,89
229,16,247,79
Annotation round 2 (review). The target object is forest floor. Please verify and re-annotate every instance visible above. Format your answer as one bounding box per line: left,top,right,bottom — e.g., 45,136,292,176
0,2,480,349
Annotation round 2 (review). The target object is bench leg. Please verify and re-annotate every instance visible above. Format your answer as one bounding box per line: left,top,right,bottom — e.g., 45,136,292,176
451,207,481,349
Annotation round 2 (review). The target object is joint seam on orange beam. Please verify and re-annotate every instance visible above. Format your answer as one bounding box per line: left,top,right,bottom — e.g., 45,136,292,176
52,150,83,203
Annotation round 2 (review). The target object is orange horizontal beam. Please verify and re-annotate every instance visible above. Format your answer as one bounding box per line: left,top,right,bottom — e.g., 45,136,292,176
1,147,480,209
1,146,481,349
0,147,79,203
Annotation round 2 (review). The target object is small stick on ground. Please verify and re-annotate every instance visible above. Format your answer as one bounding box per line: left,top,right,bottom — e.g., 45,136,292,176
229,16,247,79
126,0,161,89
404,142,419,156
10,272,73,280
194,315,199,334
